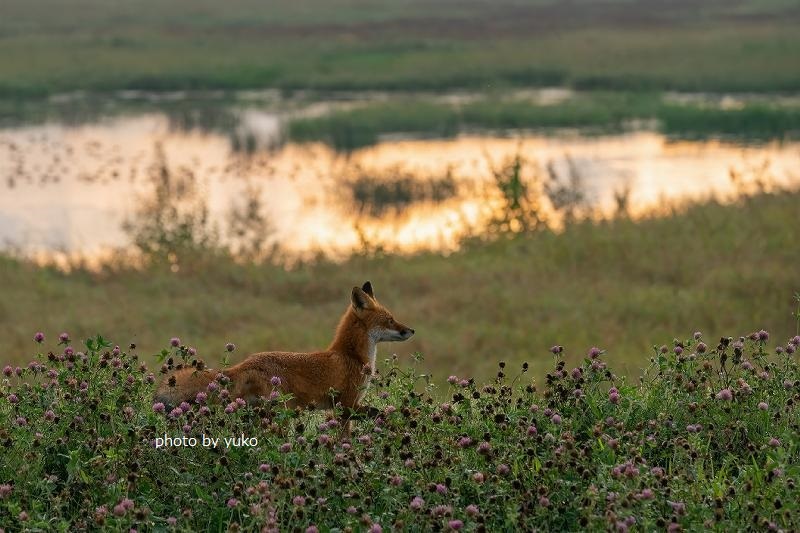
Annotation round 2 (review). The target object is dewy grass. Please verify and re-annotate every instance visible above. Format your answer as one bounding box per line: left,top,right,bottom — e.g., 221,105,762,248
0,330,798,529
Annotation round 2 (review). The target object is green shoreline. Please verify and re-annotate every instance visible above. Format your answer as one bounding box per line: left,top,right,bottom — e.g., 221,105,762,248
2,0,800,99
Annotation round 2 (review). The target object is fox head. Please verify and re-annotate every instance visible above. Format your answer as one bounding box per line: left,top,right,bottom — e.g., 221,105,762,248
351,281,415,342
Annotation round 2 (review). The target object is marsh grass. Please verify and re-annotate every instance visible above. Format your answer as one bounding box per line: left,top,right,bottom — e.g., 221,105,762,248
345,167,458,217
286,93,800,150
1,190,798,382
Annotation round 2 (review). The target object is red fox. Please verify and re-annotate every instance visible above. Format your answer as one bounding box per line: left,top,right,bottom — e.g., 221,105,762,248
154,281,414,430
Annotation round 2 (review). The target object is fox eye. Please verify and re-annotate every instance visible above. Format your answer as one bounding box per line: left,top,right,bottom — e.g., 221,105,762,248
388,317,395,325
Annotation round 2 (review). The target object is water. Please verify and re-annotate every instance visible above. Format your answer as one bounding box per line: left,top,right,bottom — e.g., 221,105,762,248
1,98,799,266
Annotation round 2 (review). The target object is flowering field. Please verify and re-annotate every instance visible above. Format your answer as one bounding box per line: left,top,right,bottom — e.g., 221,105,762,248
1,330,799,531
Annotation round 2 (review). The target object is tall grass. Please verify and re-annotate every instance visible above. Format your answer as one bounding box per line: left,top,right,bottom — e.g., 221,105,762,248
1,190,798,382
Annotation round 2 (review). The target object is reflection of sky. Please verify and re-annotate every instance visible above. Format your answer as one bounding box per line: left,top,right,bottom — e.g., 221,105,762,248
1,114,799,264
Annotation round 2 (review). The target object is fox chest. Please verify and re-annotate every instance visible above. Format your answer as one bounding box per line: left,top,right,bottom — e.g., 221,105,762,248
356,339,378,402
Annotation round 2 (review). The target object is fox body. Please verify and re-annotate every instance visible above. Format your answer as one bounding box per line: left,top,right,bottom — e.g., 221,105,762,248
154,282,414,422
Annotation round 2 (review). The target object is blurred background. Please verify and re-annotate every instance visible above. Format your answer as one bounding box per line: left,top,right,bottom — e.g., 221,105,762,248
1,0,799,382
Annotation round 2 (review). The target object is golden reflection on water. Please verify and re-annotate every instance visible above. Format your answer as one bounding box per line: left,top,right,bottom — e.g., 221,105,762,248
1,114,799,266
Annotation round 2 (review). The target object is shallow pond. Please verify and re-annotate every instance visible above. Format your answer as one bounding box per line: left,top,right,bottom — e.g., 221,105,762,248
1,98,799,266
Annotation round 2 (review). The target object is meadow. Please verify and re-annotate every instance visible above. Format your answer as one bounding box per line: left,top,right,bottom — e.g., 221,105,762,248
1,189,798,383
0,327,798,530
1,0,800,97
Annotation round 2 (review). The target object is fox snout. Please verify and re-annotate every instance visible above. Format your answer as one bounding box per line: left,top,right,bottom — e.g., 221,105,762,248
391,323,414,341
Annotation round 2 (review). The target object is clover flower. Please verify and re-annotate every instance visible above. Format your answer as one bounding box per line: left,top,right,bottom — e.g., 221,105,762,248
668,501,686,515
225,343,235,352
609,387,621,404
34,332,45,343
715,388,733,401
539,496,550,507
696,342,707,353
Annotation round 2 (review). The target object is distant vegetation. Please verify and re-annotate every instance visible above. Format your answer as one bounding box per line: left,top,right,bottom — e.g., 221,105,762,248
1,189,798,382
287,93,800,151
1,0,799,97
1,329,798,529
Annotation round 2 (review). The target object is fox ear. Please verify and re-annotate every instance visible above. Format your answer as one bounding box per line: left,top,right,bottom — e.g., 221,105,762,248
361,281,375,299
352,286,374,310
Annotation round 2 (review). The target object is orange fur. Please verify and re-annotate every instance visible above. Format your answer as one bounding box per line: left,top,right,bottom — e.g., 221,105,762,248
154,282,414,427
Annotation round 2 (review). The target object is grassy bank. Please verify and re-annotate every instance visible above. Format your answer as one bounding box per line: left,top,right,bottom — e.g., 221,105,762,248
287,93,800,150
1,190,798,382
1,0,800,97
1,330,798,529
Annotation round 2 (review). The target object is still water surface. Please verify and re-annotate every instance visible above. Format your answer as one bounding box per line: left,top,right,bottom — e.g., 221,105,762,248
1,108,798,265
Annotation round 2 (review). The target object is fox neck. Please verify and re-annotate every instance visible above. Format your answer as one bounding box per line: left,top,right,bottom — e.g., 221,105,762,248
329,306,379,371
